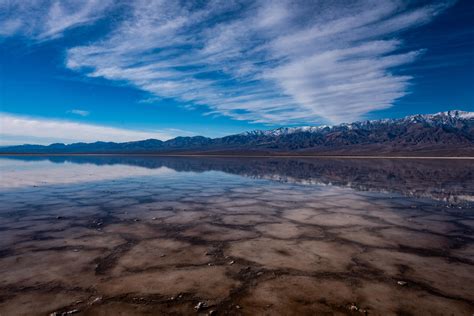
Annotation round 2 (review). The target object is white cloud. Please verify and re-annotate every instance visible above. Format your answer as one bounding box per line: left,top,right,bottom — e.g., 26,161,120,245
2,0,454,124
69,109,90,117
0,113,179,145
0,0,112,40
64,0,453,124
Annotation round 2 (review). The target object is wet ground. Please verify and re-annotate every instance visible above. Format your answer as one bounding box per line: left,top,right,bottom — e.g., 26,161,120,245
0,156,473,315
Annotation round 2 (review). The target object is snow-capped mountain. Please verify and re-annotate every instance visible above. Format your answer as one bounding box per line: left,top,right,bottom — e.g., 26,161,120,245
241,110,474,137
2,110,473,156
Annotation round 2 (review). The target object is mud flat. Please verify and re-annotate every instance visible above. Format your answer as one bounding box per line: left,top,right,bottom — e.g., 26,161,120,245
0,156,473,315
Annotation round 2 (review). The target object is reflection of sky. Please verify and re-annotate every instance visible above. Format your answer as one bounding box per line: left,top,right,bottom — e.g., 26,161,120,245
1,157,472,205
0,158,177,189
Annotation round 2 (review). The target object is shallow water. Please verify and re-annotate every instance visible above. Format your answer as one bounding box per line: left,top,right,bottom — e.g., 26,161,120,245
0,156,473,315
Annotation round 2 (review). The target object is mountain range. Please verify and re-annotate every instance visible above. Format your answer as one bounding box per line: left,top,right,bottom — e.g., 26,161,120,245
1,110,473,156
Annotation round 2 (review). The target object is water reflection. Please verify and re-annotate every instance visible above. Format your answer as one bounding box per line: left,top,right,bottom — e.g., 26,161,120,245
2,155,473,203
0,156,473,315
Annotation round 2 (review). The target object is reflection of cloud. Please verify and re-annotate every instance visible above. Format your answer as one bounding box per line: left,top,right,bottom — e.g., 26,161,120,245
0,159,176,189
0,113,182,144
2,156,472,204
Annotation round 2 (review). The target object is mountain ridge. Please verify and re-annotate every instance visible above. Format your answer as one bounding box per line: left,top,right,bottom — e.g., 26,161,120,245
2,110,473,156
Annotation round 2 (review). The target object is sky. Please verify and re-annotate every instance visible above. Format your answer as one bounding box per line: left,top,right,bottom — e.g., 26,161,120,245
0,0,473,145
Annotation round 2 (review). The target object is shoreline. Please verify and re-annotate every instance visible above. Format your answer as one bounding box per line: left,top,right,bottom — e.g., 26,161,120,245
1,153,473,159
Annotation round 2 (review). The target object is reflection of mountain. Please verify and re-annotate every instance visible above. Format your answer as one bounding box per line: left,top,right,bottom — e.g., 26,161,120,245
3,156,473,204
1,111,474,156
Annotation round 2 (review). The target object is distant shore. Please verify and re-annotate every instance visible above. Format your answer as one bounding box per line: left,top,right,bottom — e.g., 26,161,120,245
1,153,473,159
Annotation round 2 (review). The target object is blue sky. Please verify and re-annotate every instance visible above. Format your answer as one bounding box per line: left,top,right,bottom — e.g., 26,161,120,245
0,0,473,145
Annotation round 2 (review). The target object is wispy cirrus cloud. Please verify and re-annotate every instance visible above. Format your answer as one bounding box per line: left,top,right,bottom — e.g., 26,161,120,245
69,109,90,117
2,0,454,124
65,0,453,124
0,113,181,145
0,0,112,40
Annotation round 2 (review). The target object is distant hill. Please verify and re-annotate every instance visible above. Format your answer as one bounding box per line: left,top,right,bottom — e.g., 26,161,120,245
1,110,473,156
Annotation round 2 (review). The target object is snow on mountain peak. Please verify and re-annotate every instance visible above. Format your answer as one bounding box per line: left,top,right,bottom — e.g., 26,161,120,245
242,110,473,137
438,110,474,119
